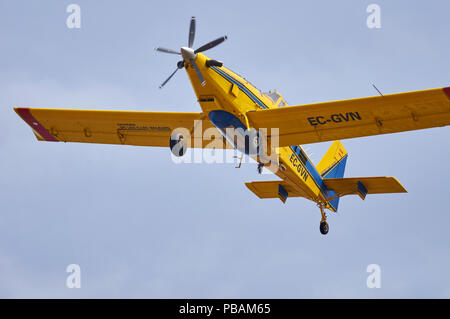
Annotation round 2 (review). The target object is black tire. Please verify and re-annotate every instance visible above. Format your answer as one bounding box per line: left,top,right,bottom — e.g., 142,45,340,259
169,133,187,157
319,221,329,235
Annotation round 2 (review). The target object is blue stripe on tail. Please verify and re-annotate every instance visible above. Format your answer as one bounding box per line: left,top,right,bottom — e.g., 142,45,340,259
323,155,348,211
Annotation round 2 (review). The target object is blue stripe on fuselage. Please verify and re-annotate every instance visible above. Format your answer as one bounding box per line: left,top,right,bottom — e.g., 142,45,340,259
289,146,344,212
210,66,268,109
289,147,333,202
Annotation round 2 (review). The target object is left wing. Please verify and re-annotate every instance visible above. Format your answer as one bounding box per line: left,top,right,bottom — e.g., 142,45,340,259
15,107,229,148
245,180,310,198
246,87,450,147
245,180,311,203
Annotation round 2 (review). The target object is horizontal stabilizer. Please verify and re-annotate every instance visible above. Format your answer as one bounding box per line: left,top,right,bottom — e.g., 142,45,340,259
323,177,407,200
245,181,309,203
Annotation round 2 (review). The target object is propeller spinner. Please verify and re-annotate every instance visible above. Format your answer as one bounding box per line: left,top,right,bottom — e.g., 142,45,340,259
155,16,227,89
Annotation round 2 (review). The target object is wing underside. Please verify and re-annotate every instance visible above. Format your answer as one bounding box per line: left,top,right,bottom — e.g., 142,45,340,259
15,107,230,149
247,87,450,147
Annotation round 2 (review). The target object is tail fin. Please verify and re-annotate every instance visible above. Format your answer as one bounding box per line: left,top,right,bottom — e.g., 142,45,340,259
317,141,348,211
317,140,348,178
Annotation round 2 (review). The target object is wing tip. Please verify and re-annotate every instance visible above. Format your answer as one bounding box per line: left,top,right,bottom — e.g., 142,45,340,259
14,107,59,142
14,106,29,115
443,87,450,100
389,177,408,193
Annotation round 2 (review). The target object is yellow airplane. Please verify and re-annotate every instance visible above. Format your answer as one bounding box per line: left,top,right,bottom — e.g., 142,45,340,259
15,17,450,234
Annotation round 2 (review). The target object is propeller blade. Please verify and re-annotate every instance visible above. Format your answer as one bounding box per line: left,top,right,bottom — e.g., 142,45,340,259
155,47,181,55
191,60,206,86
194,36,227,53
188,16,196,48
159,67,179,89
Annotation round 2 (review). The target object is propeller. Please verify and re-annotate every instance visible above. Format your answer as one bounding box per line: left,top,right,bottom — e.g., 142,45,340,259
195,36,227,54
155,16,227,88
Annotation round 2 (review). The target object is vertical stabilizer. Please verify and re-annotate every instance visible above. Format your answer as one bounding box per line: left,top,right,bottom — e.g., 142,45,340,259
317,141,348,210
317,140,348,178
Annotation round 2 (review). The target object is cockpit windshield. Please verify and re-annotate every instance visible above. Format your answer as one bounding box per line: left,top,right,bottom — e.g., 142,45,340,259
263,90,287,107
263,91,280,103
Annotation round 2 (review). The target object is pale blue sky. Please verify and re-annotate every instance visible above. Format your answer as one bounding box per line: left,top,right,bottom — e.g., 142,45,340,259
0,0,449,297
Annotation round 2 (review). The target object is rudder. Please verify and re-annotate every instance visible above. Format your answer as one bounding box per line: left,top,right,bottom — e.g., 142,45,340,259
317,141,348,211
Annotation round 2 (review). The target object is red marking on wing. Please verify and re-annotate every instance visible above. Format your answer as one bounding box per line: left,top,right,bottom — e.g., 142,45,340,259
444,87,450,99
16,108,59,142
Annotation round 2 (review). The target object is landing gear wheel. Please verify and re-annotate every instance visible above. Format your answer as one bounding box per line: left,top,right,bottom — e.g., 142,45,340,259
319,221,329,235
169,132,187,157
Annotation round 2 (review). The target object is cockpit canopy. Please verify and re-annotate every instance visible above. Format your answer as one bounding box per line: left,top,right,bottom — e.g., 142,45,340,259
264,91,280,103
263,90,287,107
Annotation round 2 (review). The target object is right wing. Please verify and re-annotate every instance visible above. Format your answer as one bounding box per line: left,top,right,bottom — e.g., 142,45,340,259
246,87,450,147
15,107,229,148
323,176,407,200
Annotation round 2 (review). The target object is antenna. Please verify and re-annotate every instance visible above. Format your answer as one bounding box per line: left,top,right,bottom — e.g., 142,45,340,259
372,84,384,97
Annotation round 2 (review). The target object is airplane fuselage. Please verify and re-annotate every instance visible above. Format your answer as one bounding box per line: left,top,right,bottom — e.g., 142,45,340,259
185,53,335,210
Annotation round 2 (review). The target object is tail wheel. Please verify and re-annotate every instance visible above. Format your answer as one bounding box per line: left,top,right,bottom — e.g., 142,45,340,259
319,221,329,235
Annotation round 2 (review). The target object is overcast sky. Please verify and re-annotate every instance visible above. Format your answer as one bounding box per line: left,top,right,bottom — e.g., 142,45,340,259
1,0,449,298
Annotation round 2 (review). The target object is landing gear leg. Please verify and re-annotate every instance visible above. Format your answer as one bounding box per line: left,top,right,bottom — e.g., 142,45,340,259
257,162,264,174
319,204,329,235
